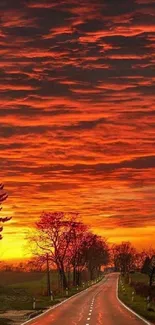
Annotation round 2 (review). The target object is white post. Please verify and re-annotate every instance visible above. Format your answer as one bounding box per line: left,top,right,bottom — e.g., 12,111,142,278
51,291,54,301
147,296,150,310
33,298,36,310
66,288,69,296
132,291,135,302
122,285,125,294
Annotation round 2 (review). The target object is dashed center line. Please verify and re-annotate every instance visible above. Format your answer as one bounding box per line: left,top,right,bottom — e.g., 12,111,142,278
85,296,96,325
86,298,95,325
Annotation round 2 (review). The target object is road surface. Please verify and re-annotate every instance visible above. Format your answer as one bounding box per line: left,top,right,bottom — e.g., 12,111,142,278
25,273,150,325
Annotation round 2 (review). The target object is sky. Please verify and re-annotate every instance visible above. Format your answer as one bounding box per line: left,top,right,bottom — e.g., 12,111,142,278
0,0,155,260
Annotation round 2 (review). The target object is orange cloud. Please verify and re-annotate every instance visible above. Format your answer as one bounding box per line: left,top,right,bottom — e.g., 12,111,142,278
0,0,155,260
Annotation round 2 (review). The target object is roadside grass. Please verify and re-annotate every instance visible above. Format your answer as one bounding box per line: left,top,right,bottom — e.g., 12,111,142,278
0,295,61,311
0,271,104,312
118,273,155,323
0,270,60,311
0,318,12,325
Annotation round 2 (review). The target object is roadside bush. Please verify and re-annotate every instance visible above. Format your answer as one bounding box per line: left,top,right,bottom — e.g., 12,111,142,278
131,281,155,298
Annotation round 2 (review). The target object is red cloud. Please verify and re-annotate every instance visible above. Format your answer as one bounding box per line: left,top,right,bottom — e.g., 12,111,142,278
0,0,155,259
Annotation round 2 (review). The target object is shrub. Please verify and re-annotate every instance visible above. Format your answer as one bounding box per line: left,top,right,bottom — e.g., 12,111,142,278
131,281,155,298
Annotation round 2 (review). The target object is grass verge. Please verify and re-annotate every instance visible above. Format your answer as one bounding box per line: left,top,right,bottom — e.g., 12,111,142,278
0,318,12,325
118,274,155,323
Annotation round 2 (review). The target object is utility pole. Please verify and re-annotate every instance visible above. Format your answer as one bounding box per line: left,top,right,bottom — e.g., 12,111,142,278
46,253,51,296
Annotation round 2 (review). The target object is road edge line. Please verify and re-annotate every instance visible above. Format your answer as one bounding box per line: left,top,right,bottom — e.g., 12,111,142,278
21,288,88,325
21,278,106,325
21,289,88,325
116,276,151,325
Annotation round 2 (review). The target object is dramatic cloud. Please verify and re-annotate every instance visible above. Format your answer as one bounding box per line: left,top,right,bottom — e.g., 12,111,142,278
0,0,155,259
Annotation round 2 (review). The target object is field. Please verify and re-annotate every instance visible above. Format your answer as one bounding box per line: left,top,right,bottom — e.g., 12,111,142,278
118,272,155,323
0,270,60,294
0,271,76,324
0,271,45,287
0,270,65,312
129,272,149,285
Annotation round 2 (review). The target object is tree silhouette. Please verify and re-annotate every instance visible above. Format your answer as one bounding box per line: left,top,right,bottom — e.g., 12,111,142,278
32,212,79,289
28,212,110,291
68,221,88,286
112,242,136,274
80,233,109,280
0,183,11,240
141,256,151,274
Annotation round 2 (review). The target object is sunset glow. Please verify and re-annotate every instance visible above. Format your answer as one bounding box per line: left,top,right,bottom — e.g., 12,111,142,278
0,0,155,260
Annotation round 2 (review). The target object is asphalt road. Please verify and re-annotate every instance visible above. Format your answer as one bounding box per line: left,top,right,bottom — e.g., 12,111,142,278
25,273,150,325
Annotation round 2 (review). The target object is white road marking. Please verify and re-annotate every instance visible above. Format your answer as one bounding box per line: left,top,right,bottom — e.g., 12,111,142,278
87,318,91,321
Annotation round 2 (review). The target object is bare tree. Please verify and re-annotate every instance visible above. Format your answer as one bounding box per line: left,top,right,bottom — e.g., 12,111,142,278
68,222,88,286
29,212,79,289
80,233,109,280
112,242,136,274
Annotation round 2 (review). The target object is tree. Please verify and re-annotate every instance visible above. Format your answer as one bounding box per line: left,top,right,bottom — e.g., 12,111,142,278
80,233,109,280
28,212,110,291
68,221,88,286
0,183,11,240
141,256,151,274
112,242,136,274
141,255,155,290
29,212,79,290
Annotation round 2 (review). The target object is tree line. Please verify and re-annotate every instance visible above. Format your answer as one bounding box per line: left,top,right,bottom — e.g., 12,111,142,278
28,212,110,291
28,212,155,293
112,241,155,276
